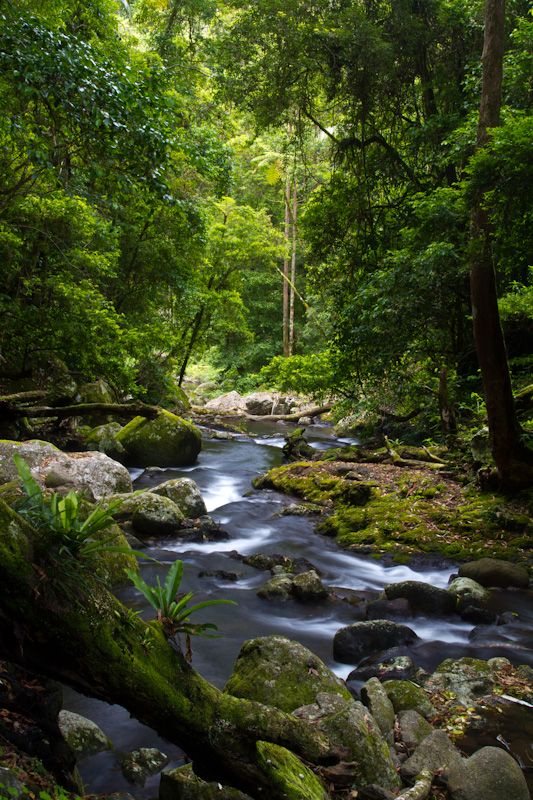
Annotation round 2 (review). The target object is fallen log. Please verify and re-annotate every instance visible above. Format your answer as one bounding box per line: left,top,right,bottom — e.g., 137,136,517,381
0,499,337,799
0,400,160,422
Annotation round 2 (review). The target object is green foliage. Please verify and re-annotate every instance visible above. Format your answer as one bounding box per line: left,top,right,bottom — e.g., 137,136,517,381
124,559,237,640
259,352,334,400
13,454,153,598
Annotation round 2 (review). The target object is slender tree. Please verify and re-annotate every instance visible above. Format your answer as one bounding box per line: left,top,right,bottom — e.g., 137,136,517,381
470,0,533,487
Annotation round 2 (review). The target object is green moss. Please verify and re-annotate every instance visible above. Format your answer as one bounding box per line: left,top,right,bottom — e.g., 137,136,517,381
255,741,327,800
252,463,372,506
116,411,202,467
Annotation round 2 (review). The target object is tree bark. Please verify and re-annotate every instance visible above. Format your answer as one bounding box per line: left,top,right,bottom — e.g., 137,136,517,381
0,501,336,799
283,177,291,358
469,0,533,487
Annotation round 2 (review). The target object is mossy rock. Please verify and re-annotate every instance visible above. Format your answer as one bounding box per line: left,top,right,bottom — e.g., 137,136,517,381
255,741,327,800
160,764,252,800
425,657,495,704
383,680,434,718
292,693,401,791
252,462,372,507
152,477,207,518
224,635,352,713
86,422,126,461
58,710,114,759
115,411,202,468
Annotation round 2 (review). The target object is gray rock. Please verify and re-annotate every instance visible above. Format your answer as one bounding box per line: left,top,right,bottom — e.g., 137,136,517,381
400,729,463,782
425,657,495,705
470,427,492,463
0,766,30,798
86,422,126,461
203,392,246,413
347,656,417,684
333,620,419,664
396,709,432,750
384,580,456,616
152,477,207,518
448,577,490,610
244,392,278,415
121,747,169,786
292,693,401,791
58,710,114,759
383,680,434,718
446,746,529,800
131,493,185,536
291,570,329,601
366,597,413,621
0,440,132,500
458,558,529,588
223,635,352,712
360,678,396,744
256,574,294,601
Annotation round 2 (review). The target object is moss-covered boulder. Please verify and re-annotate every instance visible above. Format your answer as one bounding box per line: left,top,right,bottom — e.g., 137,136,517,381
92,521,140,586
256,741,328,800
160,764,253,800
257,574,294,601
121,747,169,786
115,411,202,468
152,477,207,518
86,422,126,462
292,693,401,791
383,680,434,718
104,492,185,536
224,636,352,713
76,379,117,426
396,709,433,749
400,729,463,782
448,577,490,611
58,710,114,759
360,677,396,744
458,558,529,588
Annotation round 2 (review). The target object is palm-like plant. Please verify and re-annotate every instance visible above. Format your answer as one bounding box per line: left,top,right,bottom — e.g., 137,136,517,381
124,560,237,660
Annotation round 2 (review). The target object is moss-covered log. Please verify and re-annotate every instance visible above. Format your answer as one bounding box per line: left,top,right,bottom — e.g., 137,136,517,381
0,500,335,799
0,400,160,421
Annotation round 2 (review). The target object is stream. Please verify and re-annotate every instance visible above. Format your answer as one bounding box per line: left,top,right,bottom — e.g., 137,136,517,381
63,421,533,797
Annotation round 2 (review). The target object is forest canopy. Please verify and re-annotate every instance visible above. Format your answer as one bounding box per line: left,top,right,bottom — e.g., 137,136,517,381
1,0,533,473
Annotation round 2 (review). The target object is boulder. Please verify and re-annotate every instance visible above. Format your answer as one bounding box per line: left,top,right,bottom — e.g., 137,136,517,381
160,764,253,800
257,574,294,601
223,635,352,712
291,571,329,601
85,422,126,461
366,597,413,621
58,710,113,759
446,746,529,800
396,709,432,750
470,427,492,464
400,729,463,783
448,577,490,612
0,440,132,501
76,379,117,426
424,657,495,704
203,392,246,413
383,680,434,718
458,558,529,588
292,693,401,791
115,411,202,468
103,491,185,537
360,678,395,744
152,477,207,518
333,620,419,665
347,655,417,684
244,392,278,416
383,581,456,616
121,747,169,786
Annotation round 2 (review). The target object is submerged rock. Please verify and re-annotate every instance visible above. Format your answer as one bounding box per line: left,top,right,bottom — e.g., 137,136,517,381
383,580,456,616
121,747,169,786
333,620,419,664
224,635,352,712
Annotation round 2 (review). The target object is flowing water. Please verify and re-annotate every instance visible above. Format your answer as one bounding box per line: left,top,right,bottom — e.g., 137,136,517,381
63,421,533,796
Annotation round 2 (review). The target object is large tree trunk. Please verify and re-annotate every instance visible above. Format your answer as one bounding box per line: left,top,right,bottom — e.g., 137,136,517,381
0,501,335,799
469,0,533,487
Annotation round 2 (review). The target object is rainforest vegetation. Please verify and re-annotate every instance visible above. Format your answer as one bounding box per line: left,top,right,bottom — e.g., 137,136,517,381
1,0,533,480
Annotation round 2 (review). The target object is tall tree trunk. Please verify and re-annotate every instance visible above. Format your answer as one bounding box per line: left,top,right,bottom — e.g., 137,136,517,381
289,182,298,357
283,178,290,358
469,0,533,487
